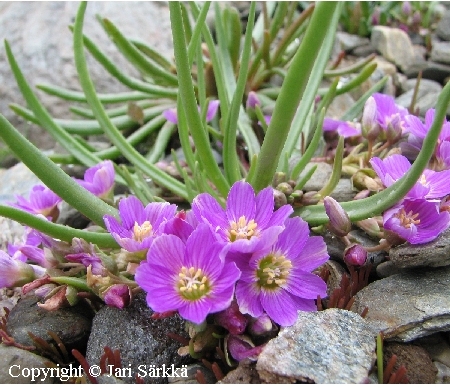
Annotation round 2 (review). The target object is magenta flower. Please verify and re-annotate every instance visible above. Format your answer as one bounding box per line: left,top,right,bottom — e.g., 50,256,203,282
103,284,132,309
103,196,177,252
372,93,409,136
192,181,293,254
163,100,220,125
323,118,361,138
371,154,450,200
0,250,45,288
65,239,106,276
235,217,328,327
76,160,115,200
383,199,450,244
135,224,240,324
10,185,61,219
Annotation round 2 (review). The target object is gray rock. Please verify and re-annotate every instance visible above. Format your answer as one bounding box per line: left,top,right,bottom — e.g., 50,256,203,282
400,78,443,94
431,41,450,64
376,261,402,278
397,90,441,117
371,26,415,72
301,162,332,192
0,2,174,151
85,292,191,384
389,228,450,268
352,267,450,342
436,10,450,41
435,361,450,384
0,163,41,206
334,31,370,53
169,363,216,384
415,333,450,368
352,43,376,58
0,344,55,384
256,309,376,384
422,60,450,84
6,295,94,352
218,360,261,384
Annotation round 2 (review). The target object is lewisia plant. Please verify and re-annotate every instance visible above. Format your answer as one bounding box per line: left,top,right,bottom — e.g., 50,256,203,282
0,1,450,365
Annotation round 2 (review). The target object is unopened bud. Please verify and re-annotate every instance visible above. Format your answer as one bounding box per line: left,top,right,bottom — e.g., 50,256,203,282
272,172,287,187
227,334,264,362
248,313,273,337
276,182,293,197
246,91,260,109
412,10,421,25
214,300,247,335
343,244,367,267
361,96,381,142
273,189,287,209
324,196,352,237
356,217,383,238
301,191,321,206
103,284,132,309
352,170,382,191
401,1,412,16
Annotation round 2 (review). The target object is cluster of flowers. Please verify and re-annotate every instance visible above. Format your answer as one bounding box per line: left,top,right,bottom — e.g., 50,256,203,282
323,93,450,245
106,181,329,327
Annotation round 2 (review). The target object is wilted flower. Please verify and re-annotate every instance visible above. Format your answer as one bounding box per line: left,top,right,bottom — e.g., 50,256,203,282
163,100,220,124
65,239,107,276
0,250,45,288
214,300,248,335
383,199,450,244
226,334,264,362
235,217,328,326
76,160,115,200
103,284,132,309
371,154,450,200
103,196,177,252
135,224,240,325
248,313,274,337
10,185,61,220
192,181,293,254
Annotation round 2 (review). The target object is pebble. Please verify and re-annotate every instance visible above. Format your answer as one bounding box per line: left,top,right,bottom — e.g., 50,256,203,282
256,309,376,384
352,267,450,342
436,9,450,41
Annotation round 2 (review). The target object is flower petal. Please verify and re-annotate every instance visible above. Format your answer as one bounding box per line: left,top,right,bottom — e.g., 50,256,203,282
235,281,263,317
226,181,256,222
260,288,299,326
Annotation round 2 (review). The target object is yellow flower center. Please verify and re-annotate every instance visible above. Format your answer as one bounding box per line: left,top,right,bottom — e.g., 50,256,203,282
256,254,292,289
228,216,258,242
132,221,153,242
177,266,210,300
395,208,420,229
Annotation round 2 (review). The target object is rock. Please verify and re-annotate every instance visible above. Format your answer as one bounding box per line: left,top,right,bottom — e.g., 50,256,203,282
372,55,397,76
56,202,91,230
0,2,174,152
0,344,55,384
431,41,450,65
0,163,41,206
218,360,261,384
334,31,370,53
376,261,402,278
256,309,376,384
435,361,450,383
0,287,22,314
352,267,450,342
396,89,441,117
436,10,450,41
330,178,355,202
352,43,376,58
415,333,450,368
300,162,332,192
371,26,415,73
6,295,94,352
389,228,450,268
323,260,346,295
422,61,450,84
326,93,356,120
85,292,191,384
399,78,443,95
384,342,437,384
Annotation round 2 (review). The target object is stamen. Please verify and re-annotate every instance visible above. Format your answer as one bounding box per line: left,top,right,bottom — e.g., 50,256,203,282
228,216,258,242
395,208,420,229
178,266,210,300
257,253,292,289
133,221,153,242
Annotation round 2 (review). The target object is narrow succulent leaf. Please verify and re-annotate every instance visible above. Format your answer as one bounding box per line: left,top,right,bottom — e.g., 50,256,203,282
296,80,450,224
70,100,158,120
290,108,325,181
71,26,178,98
340,76,388,121
317,136,344,198
223,2,256,183
73,2,188,200
294,164,318,191
176,97,197,172
187,1,211,66
180,3,193,44
146,121,175,163
169,1,230,197
129,38,173,70
268,2,289,40
0,204,118,247
37,84,153,103
252,2,276,43
324,54,376,77
226,6,242,70
49,277,93,292
377,334,384,384
98,17,179,85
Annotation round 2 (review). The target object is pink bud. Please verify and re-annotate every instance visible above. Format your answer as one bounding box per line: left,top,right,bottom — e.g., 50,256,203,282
214,300,248,335
248,313,273,336
324,196,352,237
246,91,260,109
226,335,264,362
343,244,367,267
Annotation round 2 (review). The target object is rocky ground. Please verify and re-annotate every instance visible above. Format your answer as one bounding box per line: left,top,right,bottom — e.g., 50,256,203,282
1,1,450,384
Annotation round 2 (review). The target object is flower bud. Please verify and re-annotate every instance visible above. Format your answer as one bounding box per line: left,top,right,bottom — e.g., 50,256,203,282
301,191,321,206
103,284,132,309
352,171,382,192
273,189,287,209
371,7,381,25
226,335,264,362
272,172,287,187
324,196,352,237
401,1,412,16
276,182,293,197
214,300,248,335
361,96,381,142
248,313,273,337
246,91,260,109
356,217,383,238
412,10,421,25
343,244,367,267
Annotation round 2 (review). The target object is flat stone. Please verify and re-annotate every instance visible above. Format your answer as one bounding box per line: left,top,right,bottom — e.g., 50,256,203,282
435,361,450,384
389,228,450,268
85,292,191,384
218,360,261,384
415,333,450,368
352,267,450,342
376,261,402,278
0,344,55,384
0,163,41,206
256,309,376,384
422,61,450,84
371,26,415,72
6,295,94,353
431,41,450,65
301,162,332,192
334,31,370,53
